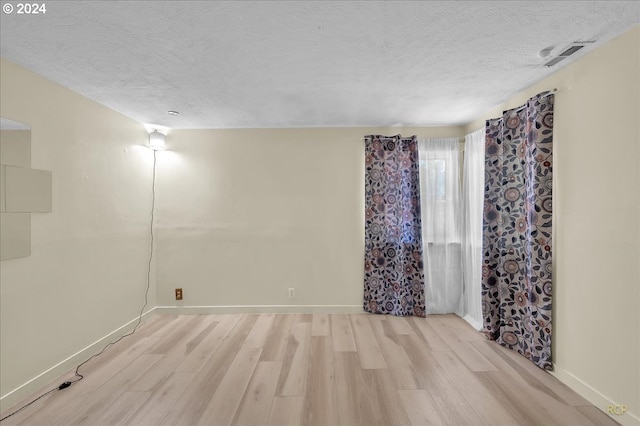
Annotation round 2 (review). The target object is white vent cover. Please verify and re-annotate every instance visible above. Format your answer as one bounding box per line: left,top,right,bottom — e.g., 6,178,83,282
544,41,596,67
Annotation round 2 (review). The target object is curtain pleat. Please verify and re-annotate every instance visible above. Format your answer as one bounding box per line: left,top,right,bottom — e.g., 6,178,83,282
462,129,485,329
364,135,426,317
482,92,554,370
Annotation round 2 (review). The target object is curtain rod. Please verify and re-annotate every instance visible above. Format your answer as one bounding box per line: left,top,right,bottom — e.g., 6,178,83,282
361,136,466,144
361,136,463,141
535,87,559,97
361,88,562,141
508,88,560,114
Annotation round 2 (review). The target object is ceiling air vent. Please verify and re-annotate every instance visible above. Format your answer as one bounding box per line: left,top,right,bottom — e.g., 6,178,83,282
543,56,568,67
543,42,593,67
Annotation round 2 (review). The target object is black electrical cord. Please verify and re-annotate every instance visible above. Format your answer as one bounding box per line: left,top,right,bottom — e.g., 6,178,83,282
0,150,158,423
0,386,60,422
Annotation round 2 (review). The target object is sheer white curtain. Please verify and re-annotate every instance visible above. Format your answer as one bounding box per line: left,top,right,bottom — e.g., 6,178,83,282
461,129,485,330
418,138,463,315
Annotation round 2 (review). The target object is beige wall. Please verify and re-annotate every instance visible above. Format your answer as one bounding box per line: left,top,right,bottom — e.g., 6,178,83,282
0,58,156,410
155,126,463,310
466,26,640,423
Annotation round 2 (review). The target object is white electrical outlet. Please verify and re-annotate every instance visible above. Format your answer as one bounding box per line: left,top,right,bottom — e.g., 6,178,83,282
288,288,295,299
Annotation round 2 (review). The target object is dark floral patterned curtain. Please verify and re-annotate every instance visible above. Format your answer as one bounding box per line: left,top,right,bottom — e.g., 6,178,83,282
364,135,425,317
482,92,554,370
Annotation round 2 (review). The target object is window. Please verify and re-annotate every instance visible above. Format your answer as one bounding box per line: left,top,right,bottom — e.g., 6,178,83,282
422,159,447,201
418,140,462,244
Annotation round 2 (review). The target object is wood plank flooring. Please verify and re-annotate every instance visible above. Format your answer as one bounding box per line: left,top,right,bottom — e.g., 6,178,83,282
1,313,619,426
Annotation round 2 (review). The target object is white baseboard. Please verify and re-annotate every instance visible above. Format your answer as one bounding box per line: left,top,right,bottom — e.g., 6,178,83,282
551,363,639,425
462,314,483,331
0,307,157,413
155,304,364,314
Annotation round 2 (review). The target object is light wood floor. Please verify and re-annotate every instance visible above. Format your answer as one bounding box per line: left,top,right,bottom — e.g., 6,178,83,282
1,313,618,426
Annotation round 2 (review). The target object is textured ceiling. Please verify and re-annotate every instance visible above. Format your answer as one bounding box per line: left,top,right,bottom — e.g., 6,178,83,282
1,1,638,129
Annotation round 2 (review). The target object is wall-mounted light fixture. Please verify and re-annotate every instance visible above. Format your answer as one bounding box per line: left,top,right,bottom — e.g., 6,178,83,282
148,130,166,151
